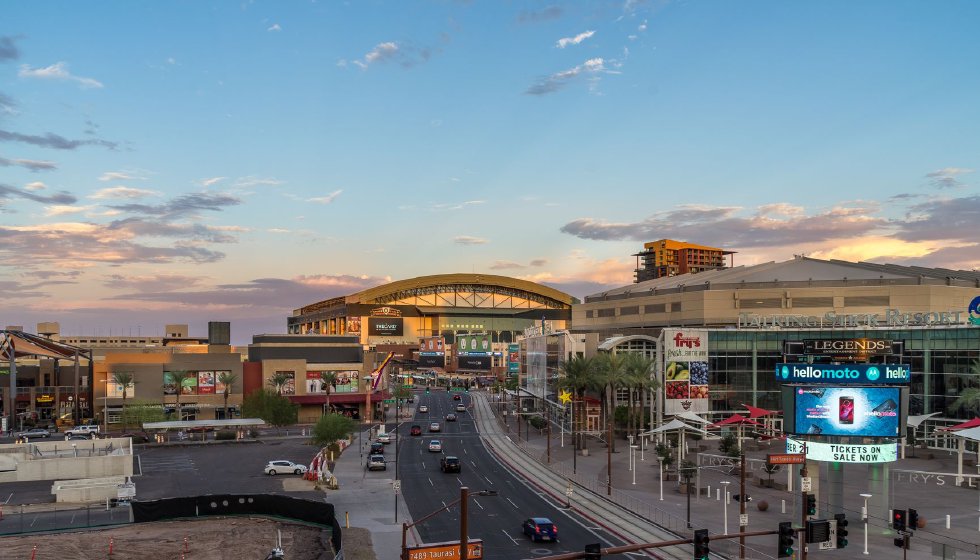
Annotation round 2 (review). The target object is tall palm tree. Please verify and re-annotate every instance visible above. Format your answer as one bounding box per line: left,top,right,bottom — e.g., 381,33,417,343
622,352,658,439
319,371,338,415
217,371,238,419
556,355,596,452
164,370,196,420
268,372,293,396
111,371,136,428
596,352,629,452
951,359,980,416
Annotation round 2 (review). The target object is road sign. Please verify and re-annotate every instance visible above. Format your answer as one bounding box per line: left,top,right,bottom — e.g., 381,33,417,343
393,480,401,492
801,477,812,492
739,514,749,527
565,485,574,497
402,384,414,388
383,399,396,404
767,453,805,465
407,539,483,559
897,529,913,537
450,387,465,392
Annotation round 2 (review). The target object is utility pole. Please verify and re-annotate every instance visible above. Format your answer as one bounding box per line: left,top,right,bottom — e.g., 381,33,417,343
460,486,469,560
607,417,613,496
740,453,746,559
547,406,552,464
801,464,808,560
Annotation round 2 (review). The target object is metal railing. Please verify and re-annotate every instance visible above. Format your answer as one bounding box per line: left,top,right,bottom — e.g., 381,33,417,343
0,503,132,536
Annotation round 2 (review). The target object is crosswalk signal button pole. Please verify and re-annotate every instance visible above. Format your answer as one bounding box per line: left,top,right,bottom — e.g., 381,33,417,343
778,521,795,558
693,529,710,560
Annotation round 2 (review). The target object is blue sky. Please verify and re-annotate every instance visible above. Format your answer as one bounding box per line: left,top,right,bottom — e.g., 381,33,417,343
2,1,978,344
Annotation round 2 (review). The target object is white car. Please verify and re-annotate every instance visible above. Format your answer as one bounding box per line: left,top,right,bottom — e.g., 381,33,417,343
264,460,308,475
418,405,429,413
428,439,442,452
377,432,392,444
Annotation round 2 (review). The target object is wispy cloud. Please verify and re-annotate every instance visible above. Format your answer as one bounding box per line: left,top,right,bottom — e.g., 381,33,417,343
0,156,57,171
233,176,283,188
0,183,76,204
526,58,607,95
454,236,488,245
267,23,282,32
104,273,204,292
44,204,93,217
24,181,46,191
926,167,972,189
18,62,104,89
349,41,433,69
557,30,595,49
0,36,20,62
308,190,343,204
108,191,242,219
0,129,117,150
90,186,158,200
199,176,226,187
100,171,140,182
490,260,524,270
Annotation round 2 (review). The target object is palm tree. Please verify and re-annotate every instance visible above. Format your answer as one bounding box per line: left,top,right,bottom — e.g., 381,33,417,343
268,372,293,396
217,372,238,419
557,355,596,452
596,352,629,452
111,372,136,429
164,370,196,420
622,353,658,439
319,371,338,414
951,359,980,416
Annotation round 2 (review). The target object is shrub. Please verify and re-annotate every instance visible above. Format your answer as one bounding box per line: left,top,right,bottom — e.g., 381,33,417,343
529,415,548,430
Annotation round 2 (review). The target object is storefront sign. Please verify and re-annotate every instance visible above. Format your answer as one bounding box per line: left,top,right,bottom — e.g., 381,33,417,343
36,394,55,404
802,338,893,359
739,309,968,328
776,363,910,384
786,438,897,463
663,329,709,414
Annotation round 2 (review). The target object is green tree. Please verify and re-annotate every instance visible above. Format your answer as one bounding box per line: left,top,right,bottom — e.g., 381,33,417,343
243,388,299,433
164,371,196,420
268,372,293,395
556,355,597,453
319,371,338,412
111,371,136,428
120,400,167,428
596,352,629,451
217,371,238,419
951,359,980,416
622,352,658,439
310,413,356,448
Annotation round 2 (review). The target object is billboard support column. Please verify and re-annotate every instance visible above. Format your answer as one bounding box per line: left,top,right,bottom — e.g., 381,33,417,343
866,462,889,529
827,460,844,515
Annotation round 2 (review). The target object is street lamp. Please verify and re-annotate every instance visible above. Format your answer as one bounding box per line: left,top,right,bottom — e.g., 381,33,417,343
681,464,697,528
860,493,872,555
720,480,731,535
630,443,639,485
628,435,634,472
400,487,498,560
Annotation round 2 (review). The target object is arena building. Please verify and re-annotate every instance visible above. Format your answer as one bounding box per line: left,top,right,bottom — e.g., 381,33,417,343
572,256,980,420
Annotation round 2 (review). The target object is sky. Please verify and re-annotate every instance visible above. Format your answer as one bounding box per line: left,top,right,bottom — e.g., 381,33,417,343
1,1,979,344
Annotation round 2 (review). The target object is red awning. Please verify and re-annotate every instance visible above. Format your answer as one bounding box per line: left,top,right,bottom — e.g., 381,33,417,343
709,413,764,429
741,403,781,418
287,393,389,405
941,418,980,431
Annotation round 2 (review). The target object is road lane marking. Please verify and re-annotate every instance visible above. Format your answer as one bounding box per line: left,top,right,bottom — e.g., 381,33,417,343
4,493,12,504
501,529,520,545
506,497,519,509
428,478,434,487
484,476,493,485
473,498,485,510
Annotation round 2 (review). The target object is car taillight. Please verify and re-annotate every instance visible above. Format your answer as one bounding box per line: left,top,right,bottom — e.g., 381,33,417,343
552,526,557,533
535,526,540,534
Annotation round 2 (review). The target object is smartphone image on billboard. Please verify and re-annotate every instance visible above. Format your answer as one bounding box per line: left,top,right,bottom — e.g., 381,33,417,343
806,424,823,435
872,399,898,414
839,396,855,424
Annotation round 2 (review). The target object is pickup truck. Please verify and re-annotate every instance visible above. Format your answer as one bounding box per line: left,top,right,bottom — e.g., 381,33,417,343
440,456,461,473
64,425,100,438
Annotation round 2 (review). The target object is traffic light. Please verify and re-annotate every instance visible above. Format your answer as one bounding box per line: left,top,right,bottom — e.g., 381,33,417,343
425,387,430,394
907,508,919,530
777,521,795,558
834,513,848,549
465,386,469,392
584,542,601,559
805,493,817,516
693,529,710,560
893,509,907,531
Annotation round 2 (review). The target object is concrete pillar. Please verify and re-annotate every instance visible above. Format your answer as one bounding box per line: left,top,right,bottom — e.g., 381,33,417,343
867,462,890,529
827,461,844,514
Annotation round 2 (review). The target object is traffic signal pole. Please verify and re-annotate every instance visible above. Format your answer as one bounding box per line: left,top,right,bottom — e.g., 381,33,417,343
740,453,746,559
801,465,808,560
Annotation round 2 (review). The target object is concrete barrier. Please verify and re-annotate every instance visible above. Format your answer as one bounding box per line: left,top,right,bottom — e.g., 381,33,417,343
51,476,129,503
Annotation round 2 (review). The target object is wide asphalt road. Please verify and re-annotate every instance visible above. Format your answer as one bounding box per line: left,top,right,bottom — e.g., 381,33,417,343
392,390,635,560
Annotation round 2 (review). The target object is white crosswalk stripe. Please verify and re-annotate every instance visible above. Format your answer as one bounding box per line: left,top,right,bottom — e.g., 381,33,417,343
139,453,196,472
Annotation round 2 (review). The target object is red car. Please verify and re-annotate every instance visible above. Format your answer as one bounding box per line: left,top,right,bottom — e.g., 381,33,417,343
410,425,422,436
453,394,462,401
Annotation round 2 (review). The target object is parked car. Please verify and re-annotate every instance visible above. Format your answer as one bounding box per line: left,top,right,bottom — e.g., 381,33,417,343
367,455,387,471
370,442,385,455
16,428,51,439
522,518,558,543
408,396,416,403
428,439,442,452
418,405,429,413
121,431,151,443
440,456,461,473
410,425,422,436
264,460,308,475
429,422,441,432
456,404,466,412
377,432,392,444
64,425,100,438
445,413,457,422
453,394,462,401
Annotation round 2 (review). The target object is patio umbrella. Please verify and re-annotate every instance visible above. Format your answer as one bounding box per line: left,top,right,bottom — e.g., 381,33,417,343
740,403,780,418
904,412,941,458
709,413,765,446
950,425,980,485
940,417,980,431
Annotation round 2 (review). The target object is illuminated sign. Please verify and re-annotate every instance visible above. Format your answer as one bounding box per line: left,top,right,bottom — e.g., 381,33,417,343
970,295,980,326
786,438,897,463
370,306,402,317
407,539,483,559
802,338,893,359
369,317,404,336
776,363,910,384
738,309,968,328
785,386,904,437
663,329,709,414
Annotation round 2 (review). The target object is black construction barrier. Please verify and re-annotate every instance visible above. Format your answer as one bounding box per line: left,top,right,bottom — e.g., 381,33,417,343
131,494,342,551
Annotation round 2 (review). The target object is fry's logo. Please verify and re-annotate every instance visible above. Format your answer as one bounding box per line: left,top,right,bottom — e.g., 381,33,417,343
673,332,702,348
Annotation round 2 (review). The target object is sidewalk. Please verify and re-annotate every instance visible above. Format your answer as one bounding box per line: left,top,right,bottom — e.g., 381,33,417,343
479,391,980,560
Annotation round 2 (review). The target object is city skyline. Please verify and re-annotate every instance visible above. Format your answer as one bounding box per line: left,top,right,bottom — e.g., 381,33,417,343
2,2,978,344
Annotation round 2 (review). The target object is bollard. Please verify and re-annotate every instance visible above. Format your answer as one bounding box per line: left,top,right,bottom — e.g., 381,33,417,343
707,485,711,498
109,536,114,556
716,489,720,500
946,514,950,529
782,499,786,514
346,511,350,528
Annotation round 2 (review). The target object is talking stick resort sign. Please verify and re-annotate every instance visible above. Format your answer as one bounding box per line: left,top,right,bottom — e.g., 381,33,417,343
738,307,974,328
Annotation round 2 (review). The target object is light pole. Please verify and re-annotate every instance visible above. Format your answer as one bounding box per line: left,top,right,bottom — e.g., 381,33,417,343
630,443,639,485
860,493,872,555
400,488,498,560
721,480,731,535
628,435,634,472
659,457,664,501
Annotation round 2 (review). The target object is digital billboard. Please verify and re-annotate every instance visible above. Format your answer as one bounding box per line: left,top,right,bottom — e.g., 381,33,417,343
369,317,403,336
776,363,910,384
785,386,904,437
507,344,520,373
456,355,491,371
457,334,491,354
786,438,897,463
418,354,445,368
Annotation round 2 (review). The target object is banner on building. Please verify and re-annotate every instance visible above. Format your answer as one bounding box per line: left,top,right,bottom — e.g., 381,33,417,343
457,334,491,354
663,329,709,414
306,370,359,394
507,344,520,373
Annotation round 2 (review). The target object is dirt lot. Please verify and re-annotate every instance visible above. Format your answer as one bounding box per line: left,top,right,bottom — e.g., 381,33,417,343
0,517,334,560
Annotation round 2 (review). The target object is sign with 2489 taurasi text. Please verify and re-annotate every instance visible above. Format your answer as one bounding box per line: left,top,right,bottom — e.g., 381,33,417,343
408,539,483,559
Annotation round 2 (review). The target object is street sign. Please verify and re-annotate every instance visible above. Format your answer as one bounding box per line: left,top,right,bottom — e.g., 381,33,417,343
801,477,812,492
383,399,396,404
393,480,401,492
767,453,806,465
565,485,574,497
407,539,483,560
739,514,749,527
897,529,913,537
402,384,414,388
450,387,465,392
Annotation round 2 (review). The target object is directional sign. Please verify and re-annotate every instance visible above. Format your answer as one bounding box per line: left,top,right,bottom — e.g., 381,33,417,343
407,539,483,560
383,399,396,404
